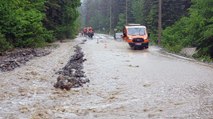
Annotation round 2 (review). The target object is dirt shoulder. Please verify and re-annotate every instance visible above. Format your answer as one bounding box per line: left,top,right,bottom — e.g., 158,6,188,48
0,48,52,72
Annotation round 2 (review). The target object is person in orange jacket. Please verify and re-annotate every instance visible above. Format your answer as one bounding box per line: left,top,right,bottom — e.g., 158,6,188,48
83,27,87,36
87,27,94,38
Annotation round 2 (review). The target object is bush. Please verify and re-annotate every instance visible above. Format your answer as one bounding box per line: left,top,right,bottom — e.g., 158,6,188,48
149,33,158,45
0,33,12,53
0,0,81,50
0,0,53,48
44,0,81,40
162,0,213,60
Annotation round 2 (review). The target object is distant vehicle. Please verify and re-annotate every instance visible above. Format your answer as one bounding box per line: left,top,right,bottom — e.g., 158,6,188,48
114,32,123,40
83,27,87,36
82,27,94,38
122,24,150,49
87,27,94,38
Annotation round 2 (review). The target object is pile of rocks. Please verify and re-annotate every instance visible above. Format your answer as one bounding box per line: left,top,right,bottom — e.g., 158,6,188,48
180,47,197,57
0,48,51,72
54,45,89,90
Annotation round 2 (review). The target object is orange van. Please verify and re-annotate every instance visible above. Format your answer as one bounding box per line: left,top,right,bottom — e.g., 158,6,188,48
122,24,149,49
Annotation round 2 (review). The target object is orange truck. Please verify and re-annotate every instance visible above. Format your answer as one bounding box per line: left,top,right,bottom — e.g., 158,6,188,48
122,24,150,49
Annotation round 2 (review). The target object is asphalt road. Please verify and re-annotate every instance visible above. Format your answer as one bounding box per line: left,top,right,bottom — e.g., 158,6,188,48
81,34,213,119
0,34,212,119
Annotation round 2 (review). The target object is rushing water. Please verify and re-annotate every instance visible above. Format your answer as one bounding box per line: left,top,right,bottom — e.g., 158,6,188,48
0,34,213,119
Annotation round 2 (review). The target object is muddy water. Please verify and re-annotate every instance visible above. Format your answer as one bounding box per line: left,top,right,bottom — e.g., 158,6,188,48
0,35,213,119
82,34,213,118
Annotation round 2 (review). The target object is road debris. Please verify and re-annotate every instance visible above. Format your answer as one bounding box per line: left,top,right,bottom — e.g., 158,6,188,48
128,64,140,68
80,39,87,44
0,48,51,72
54,45,89,90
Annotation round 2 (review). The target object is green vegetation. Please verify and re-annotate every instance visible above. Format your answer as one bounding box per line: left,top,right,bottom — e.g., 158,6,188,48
0,33,12,53
1,0,210,60
82,0,212,60
130,0,191,43
44,0,81,39
162,0,213,61
82,0,190,40
0,0,81,53
116,14,126,31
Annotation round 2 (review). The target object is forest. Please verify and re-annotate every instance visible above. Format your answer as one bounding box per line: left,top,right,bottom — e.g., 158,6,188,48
0,0,81,52
0,0,212,61
81,0,212,61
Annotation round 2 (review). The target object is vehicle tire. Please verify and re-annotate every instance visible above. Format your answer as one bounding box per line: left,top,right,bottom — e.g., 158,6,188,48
140,46,144,50
145,43,149,49
129,43,134,48
133,46,137,50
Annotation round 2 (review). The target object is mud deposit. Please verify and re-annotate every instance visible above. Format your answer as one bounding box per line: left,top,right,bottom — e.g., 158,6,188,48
0,48,51,72
54,45,89,90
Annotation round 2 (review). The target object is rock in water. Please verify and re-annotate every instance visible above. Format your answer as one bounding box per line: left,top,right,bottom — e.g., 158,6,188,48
54,45,89,90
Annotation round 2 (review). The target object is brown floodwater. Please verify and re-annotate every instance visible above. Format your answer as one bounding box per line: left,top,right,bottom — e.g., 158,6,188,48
0,34,213,119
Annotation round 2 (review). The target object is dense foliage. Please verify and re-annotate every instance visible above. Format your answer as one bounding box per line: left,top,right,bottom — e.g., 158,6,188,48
162,0,213,60
1,0,211,60
130,0,191,42
82,0,190,36
0,0,81,52
44,0,81,39
82,0,212,60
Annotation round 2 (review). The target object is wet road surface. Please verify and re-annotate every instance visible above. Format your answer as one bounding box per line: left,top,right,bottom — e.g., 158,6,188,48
0,34,213,119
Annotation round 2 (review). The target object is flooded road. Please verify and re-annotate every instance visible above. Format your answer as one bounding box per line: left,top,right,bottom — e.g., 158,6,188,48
0,34,213,119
